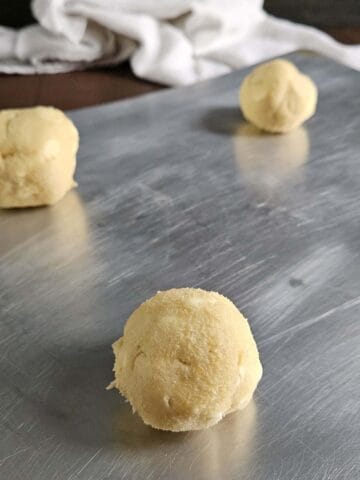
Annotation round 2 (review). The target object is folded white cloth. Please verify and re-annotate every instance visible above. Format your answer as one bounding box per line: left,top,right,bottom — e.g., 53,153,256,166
0,0,359,85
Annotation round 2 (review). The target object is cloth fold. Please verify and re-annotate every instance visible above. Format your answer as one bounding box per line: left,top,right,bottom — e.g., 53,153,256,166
0,0,359,85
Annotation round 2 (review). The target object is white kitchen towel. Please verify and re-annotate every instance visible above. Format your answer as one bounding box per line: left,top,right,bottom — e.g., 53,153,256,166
0,0,359,85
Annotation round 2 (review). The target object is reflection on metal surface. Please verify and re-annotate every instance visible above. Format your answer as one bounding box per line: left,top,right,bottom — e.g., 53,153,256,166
111,399,257,479
49,190,89,255
0,191,93,341
0,190,89,258
233,123,309,205
194,402,257,479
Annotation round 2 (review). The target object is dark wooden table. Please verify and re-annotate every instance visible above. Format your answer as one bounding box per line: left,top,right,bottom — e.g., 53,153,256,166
0,27,358,110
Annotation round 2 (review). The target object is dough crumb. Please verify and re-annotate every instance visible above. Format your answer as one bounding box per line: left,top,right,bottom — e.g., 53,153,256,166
109,288,262,431
239,59,317,133
0,106,79,208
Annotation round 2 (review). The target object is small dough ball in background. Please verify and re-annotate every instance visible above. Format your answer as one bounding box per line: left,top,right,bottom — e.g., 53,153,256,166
0,106,79,208
239,59,317,133
109,288,262,432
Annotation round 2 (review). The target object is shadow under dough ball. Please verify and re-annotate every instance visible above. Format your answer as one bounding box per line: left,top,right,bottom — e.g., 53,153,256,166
239,59,318,133
109,288,262,432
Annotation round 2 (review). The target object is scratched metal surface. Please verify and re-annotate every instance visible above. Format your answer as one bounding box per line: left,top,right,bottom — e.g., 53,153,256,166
0,53,360,479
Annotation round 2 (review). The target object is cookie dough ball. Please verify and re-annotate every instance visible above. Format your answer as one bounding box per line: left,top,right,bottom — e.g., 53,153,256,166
0,106,79,208
109,288,262,431
239,59,317,133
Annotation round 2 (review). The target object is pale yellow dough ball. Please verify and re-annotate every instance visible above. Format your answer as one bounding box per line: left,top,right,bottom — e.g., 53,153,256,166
0,106,79,208
239,59,317,133
109,288,262,432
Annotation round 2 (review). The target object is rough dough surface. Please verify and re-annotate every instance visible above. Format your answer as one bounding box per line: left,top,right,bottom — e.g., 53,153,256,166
0,106,79,208
109,288,262,432
239,59,317,133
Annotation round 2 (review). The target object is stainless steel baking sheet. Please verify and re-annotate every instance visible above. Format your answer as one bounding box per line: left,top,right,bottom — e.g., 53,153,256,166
0,53,359,479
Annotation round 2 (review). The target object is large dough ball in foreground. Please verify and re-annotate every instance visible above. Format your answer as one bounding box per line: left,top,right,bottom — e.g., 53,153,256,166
110,288,262,431
239,59,317,133
0,106,79,208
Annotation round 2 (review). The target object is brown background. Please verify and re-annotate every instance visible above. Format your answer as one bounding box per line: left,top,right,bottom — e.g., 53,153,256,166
0,1,359,110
